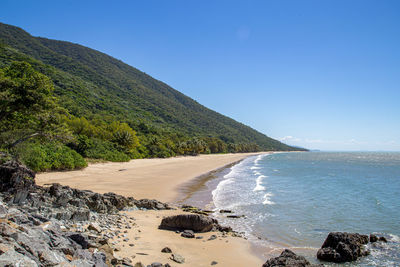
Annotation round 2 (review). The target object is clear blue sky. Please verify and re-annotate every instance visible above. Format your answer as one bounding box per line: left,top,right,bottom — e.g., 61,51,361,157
2,0,400,151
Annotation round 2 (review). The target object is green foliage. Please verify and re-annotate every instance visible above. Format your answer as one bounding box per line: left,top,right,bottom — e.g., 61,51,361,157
17,142,87,172
0,22,306,171
0,22,305,153
0,61,69,149
83,139,130,162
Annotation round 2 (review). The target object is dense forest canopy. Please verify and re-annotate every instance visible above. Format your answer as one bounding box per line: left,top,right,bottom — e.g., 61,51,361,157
0,22,306,171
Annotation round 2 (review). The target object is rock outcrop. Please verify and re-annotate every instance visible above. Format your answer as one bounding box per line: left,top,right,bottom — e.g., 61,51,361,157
159,214,218,232
262,249,323,267
317,232,370,263
0,160,171,266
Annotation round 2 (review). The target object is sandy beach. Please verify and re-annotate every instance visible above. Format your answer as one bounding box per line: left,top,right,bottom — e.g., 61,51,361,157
36,153,265,203
36,153,268,266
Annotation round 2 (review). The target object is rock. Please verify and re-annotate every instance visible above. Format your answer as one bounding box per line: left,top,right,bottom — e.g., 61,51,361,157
149,263,163,267
134,199,171,210
122,257,133,266
263,249,323,267
211,260,218,265
216,225,232,232
219,210,232,213
379,236,387,243
71,209,90,221
164,264,171,267
181,230,195,238
226,215,245,219
134,262,145,267
161,247,172,253
208,235,217,241
88,222,102,233
0,160,35,193
370,234,378,242
159,214,217,232
0,249,38,266
317,232,369,263
68,233,89,249
171,253,185,264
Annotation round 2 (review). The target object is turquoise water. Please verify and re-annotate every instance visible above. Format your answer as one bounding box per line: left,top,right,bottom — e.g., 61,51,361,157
208,152,400,266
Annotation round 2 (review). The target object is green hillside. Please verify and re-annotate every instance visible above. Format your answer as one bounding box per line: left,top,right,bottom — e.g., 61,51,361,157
0,22,304,170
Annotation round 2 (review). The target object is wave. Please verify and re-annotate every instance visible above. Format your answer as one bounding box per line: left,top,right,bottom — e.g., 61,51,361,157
254,154,268,164
263,192,275,205
253,175,267,191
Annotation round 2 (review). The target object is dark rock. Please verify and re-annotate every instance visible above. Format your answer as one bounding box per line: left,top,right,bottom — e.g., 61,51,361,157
370,234,378,243
134,199,171,210
159,214,217,232
161,247,172,253
0,160,35,192
219,210,232,213
379,236,387,243
226,215,245,219
149,263,163,267
217,225,232,232
317,232,369,263
181,230,195,238
211,261,218,265
263,249,323,267
68,233,89,249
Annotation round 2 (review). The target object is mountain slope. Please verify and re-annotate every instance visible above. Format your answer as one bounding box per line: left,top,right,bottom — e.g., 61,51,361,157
0,22,301,151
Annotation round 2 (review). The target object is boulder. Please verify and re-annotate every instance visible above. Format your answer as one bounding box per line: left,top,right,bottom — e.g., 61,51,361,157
0,249,38,267
317,232,369,263
370,234,378,243
159,214,217,232
134,199,171,210
263,249,323,267
0,160,36,204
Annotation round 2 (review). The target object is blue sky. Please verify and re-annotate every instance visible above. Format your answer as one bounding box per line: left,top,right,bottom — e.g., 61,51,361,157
2,0,400,151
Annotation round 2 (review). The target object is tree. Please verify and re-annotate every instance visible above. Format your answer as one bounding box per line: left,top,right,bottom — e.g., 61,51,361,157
0,61,68,149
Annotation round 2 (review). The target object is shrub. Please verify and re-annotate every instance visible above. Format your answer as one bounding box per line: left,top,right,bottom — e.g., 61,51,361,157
18,142,87,172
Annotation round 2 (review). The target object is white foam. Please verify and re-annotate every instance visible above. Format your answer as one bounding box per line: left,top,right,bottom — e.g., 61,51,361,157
389,233,400,242
262,192,275,205
250,166,261,170
253,175,267,192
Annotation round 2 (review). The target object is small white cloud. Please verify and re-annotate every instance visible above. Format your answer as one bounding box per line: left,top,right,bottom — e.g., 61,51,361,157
280,136,301,142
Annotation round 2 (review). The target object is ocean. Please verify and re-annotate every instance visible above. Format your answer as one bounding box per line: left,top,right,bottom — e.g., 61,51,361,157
185,152,400,266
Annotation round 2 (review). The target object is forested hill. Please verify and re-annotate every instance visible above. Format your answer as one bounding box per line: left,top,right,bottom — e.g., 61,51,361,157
0,22,304,170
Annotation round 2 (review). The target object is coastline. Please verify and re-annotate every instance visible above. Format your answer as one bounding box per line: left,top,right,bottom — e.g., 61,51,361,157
36,152,266,203
36,152,270,266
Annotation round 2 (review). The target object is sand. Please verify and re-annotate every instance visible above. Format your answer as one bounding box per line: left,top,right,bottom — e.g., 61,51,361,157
36,153,264,203
36,153,267,266
115,209,263,266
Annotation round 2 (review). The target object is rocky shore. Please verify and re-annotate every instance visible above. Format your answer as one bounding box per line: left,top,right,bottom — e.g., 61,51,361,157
0,159,250,266
0,159,390,266
0,159,178,266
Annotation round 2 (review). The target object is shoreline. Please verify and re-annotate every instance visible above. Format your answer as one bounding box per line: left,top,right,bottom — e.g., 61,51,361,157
36,152,271,266
36,152,267,203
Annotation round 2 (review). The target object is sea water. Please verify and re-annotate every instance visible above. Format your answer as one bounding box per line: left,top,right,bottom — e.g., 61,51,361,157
195,152,400,266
